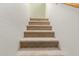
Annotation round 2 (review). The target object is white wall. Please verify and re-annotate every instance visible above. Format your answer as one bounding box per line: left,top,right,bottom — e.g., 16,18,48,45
0,3,29,55
46,3,79,56
29,3,46,18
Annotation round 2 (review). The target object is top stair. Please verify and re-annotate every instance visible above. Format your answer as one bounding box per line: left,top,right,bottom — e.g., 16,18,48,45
30,18,48,21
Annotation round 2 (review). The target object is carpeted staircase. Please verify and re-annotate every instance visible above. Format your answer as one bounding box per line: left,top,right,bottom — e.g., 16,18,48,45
17,18,63,56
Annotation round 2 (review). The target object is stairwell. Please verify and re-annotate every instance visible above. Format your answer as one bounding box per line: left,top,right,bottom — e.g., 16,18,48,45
17,18,63,56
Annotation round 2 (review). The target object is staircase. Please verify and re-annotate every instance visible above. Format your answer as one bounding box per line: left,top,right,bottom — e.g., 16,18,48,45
17,18,63,56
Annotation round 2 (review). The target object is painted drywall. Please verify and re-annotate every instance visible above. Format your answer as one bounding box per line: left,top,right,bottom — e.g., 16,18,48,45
46,3,79,55
0,3,29,55
29,3,46,18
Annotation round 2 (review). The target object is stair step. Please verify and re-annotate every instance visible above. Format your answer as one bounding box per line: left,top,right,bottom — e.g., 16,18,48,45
30,18,48,21
21,37,57,41
17,48,63,56
27,25,52,30
24,30,55,37
29,21,50,25
20,38,59,48
30,20,49,22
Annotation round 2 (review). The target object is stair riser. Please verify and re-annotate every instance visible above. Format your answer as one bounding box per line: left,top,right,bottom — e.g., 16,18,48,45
30,20,49,22
24,32,55,37
29,22,50,25
27,26,52,30
20,41,59,48
30,18,48,21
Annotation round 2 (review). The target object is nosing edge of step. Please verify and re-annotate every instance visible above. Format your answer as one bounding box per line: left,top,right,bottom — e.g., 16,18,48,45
20,38,58,42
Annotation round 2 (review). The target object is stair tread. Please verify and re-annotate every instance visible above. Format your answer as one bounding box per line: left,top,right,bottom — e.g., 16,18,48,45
27,25,51,26
25,30,54,32
21,38,58,41
30,20,49,21
17,48,64,56
29,21,50,25
30,18,48,20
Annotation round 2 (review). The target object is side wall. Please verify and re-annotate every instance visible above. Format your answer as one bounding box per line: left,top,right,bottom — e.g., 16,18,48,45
0,3,29,55
46,3,79,56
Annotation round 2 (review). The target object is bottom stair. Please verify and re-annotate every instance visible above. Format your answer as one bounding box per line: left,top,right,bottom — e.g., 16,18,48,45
17,48,64,56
